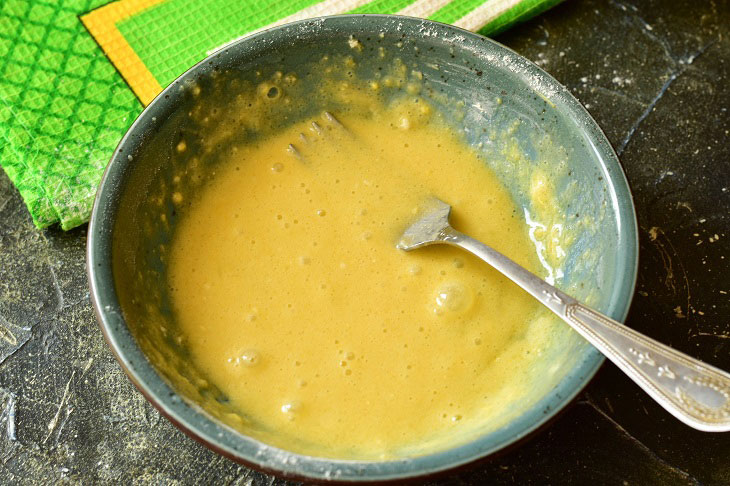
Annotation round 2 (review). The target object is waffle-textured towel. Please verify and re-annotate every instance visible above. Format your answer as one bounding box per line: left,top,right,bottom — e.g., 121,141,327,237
0,0,561,230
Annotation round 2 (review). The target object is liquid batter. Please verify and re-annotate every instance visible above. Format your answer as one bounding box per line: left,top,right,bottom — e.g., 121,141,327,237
167,99,546,458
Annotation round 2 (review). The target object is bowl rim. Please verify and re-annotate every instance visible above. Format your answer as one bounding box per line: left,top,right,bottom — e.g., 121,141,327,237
87,14,639,483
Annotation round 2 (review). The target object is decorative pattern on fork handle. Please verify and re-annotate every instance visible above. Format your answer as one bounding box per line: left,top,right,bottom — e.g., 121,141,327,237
565,304,730,429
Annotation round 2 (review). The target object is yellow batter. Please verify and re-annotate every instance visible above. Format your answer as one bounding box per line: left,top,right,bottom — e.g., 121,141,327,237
167,99,545,458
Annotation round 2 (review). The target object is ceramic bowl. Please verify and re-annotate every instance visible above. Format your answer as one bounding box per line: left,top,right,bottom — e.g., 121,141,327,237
87,15,638,482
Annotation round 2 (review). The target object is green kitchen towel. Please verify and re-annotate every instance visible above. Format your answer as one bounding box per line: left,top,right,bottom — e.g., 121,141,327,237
0,0,562,230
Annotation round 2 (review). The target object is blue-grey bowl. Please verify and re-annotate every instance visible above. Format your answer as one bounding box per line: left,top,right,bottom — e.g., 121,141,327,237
87,14,638,482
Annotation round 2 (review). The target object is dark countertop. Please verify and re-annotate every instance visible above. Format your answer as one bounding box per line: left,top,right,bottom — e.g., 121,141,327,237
1,0,728,483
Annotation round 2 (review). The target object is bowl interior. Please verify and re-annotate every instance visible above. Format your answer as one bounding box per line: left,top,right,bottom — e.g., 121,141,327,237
88,15,637,482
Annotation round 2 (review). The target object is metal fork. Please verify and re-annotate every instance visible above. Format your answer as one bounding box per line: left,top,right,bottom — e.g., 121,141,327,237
397,198,730,432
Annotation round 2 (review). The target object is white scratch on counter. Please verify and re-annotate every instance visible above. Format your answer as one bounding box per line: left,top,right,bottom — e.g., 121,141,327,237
0,392,17,441
45,370,75,443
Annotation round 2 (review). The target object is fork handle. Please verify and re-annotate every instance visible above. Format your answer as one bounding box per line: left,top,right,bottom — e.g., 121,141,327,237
441,226,730,432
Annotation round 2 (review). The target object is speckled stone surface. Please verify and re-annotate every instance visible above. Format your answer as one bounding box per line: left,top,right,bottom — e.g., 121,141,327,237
1,0,728,483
